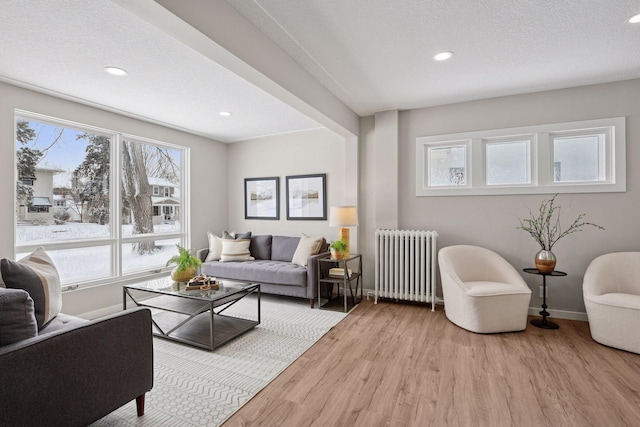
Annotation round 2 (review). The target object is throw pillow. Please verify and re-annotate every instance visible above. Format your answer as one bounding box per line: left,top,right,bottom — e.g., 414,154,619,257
204,232,223,262
223,231,252,240
292,234,324,267
249,235,272,260
0,248,62,329
0,288,38,346
220,239,255,262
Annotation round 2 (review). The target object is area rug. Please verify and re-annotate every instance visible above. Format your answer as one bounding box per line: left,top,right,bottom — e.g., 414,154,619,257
90,295,347,427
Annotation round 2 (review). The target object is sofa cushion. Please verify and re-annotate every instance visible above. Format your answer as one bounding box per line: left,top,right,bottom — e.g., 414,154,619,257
292,234,324,267
38,312,89,336
220,239,254,262
204,232,223,262
250,235,273,260
202,260,308,287
271,236,301,262
0,288,38,346
1,248,62,329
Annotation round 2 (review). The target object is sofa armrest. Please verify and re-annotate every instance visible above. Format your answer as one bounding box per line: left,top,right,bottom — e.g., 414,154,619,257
196,247,209,262
307,251,331,299
0,307,153,427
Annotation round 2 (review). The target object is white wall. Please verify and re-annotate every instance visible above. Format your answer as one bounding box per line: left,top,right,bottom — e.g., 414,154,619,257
226,128,351,246
360,78,640,317
0,82,228,316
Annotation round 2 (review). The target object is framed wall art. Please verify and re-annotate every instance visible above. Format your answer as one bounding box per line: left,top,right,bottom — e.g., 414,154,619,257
244,177,280,220
286,173,327,220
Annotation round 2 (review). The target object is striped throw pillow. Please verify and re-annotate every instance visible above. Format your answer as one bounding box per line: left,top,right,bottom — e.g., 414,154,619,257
0,248,62,329
220,239,254,262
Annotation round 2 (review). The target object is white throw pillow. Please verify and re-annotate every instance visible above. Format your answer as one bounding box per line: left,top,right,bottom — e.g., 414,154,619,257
220,239,254,262
292,234,324,267
204,232,223,262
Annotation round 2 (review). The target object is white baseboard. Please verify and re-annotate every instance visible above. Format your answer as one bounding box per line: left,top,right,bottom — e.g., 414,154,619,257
529,307,587,322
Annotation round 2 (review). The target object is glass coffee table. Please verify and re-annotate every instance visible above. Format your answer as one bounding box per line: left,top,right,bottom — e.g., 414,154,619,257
124,277,260,351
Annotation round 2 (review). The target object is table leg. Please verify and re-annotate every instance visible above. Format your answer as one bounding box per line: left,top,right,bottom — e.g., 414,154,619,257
530,275,559,329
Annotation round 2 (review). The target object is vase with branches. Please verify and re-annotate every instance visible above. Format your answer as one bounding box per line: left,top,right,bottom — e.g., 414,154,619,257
517,194,604,273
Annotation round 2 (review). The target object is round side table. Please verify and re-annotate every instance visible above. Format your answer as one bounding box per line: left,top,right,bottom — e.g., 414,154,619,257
523,268,567,329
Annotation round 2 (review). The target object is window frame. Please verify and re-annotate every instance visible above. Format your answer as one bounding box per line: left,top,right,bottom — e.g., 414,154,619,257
482,134,535,188
14,110,190,289
416,117,625,196
424,140,471,188
550,129,610,184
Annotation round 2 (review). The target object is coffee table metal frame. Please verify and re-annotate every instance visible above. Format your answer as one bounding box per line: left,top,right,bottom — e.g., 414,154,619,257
124,279,260,351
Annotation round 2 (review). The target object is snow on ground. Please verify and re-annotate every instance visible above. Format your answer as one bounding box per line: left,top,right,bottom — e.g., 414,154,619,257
17,222,184,284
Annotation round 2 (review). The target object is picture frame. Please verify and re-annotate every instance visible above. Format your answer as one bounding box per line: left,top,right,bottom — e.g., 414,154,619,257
244,177,280,220
286,173,327,220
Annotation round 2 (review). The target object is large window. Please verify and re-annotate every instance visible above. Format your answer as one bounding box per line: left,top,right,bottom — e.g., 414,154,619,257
15,112,188,288
416,117,625,196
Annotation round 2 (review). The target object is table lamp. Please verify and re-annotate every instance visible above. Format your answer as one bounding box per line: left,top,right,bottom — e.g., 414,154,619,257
329,206,358,253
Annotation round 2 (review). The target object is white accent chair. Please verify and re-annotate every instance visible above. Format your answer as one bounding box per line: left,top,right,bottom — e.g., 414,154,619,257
438,245,532,333
583,252,640,354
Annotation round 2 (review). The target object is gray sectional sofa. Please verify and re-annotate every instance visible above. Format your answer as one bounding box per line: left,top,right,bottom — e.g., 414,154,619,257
197,235,329,308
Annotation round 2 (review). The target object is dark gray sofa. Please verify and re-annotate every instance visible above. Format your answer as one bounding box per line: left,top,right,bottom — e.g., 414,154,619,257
197,235,329,308
0,288,153,427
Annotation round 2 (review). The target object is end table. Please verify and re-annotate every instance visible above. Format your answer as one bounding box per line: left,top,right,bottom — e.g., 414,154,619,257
523,268,567,329
318,254,362,312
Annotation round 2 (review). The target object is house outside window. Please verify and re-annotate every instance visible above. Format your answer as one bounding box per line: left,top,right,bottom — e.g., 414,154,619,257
15,113,188,288
153,186,159,195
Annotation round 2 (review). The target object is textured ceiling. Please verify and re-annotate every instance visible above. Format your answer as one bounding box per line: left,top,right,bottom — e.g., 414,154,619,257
1,1,639,142
0,0,320,142
226,0,640,115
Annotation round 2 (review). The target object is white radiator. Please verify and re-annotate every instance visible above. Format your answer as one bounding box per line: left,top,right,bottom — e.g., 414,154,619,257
374,229,439,310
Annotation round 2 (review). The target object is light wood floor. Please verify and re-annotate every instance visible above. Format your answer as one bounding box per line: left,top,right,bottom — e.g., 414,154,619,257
224,300,640,426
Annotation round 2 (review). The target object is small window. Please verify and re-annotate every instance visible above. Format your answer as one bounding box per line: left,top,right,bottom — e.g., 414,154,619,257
552,133,605,183
484,138,531,186
20,179,34,186
416,117,624,196
427,144,467,187
28,206,49,213
164,187,170,197
153,186,159,195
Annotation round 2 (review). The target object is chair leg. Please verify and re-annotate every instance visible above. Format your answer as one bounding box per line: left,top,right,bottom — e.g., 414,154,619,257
136,394,146,416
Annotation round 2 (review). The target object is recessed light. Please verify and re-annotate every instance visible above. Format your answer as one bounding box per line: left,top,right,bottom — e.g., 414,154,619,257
104,66,128,77
219,111,232,117
434,51,454,61
630,13,640,24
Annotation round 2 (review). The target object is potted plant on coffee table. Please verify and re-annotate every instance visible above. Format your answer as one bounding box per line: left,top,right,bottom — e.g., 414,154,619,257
166,244,202,282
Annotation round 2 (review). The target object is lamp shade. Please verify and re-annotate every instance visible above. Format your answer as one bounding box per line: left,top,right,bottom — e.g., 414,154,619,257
329,206,359,227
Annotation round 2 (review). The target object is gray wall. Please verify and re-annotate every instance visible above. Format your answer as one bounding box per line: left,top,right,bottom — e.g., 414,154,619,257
226,128,352,246
0,82,228,316
379,79,639,317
